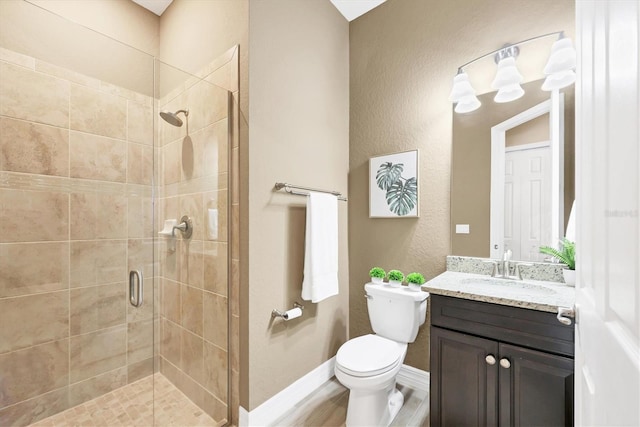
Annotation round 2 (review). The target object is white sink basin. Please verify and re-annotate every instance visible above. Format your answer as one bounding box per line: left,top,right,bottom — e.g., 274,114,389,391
460,277,557,296
423,271,575,313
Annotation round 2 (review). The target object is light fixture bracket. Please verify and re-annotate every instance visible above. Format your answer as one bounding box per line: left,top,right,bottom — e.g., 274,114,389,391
494,45,520,64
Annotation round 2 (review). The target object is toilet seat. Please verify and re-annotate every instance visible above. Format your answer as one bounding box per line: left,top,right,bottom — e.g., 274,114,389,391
336,334,406,377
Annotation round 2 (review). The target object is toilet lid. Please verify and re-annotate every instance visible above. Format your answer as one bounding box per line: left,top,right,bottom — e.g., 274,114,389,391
336,334,405,377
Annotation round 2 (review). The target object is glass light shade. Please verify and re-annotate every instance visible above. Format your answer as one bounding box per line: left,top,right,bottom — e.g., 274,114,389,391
543,37,576,74
542,69,576,91
449,72,476,103
454,94,481,113
491,57,524,89
494,83,525,103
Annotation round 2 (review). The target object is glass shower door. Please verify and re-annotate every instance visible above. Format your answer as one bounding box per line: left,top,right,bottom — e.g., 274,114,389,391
0,1,157,425
154,59,231,426
0,2,231,426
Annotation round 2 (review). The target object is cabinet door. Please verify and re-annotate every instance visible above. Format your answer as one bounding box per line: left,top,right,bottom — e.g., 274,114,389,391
431,326,499,427
498,343,574,427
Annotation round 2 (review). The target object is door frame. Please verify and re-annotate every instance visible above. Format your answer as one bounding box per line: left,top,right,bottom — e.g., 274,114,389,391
489,93,565,259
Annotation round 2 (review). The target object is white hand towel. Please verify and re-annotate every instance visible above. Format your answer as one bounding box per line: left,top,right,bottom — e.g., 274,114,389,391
301,191,339,303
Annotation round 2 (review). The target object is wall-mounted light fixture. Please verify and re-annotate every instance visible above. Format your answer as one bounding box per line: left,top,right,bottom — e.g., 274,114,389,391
449,72,481,113
450,31,576,113
492,46,524,103
542,37,577,90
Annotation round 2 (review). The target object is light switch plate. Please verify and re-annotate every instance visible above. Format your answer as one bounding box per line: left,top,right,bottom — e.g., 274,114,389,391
456,224,470,234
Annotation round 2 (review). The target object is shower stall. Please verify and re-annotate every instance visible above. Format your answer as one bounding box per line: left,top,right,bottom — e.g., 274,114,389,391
0,1,236,425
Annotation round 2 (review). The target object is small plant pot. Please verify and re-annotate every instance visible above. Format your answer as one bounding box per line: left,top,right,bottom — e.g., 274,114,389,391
388,280,402,288
371,276,384,284
407,283,423,292
562,269,576,287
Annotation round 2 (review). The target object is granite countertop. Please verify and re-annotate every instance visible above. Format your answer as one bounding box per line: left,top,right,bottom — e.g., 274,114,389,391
422,271,575,313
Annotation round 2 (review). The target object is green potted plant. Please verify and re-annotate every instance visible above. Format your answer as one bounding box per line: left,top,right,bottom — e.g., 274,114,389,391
387,269,404,287
369,267,386,284
539,238,576,286
406,272,426,292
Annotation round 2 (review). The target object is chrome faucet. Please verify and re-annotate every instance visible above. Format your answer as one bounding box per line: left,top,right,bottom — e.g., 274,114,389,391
486,250,522,280
484,250,525,280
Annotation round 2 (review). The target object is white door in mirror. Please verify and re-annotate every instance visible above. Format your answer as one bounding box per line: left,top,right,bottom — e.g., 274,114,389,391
504,145,551,261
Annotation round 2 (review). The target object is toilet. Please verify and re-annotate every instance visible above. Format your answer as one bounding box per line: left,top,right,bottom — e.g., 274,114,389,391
334,283,429,427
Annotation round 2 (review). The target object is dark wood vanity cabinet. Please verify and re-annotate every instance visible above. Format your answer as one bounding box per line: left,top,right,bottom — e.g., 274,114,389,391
430,295,575,427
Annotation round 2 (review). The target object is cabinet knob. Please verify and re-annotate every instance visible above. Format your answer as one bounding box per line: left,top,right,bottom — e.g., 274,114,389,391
500,358,511,369
485,355,496,365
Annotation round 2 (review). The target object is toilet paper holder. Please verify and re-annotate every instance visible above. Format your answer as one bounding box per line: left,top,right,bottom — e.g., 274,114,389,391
272,302,304,320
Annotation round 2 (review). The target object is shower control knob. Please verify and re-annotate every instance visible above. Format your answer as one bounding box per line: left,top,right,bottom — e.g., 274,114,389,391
500,358,511,369
485,355,496,365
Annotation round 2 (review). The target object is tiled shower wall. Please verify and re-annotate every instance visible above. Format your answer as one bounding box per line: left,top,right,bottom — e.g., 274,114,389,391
157,47,239,424
0,47,156,426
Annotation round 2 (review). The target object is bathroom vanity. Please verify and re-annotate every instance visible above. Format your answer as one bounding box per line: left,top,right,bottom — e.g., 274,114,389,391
424,271,575,427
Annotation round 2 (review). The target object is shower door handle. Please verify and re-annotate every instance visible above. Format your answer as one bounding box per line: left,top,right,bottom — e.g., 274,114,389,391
129,270,144,308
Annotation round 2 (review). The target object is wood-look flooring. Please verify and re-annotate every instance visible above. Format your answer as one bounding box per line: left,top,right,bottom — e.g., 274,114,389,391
271,378,430,427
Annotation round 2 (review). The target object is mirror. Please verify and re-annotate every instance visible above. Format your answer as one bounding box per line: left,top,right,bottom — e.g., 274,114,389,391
451,79,575,260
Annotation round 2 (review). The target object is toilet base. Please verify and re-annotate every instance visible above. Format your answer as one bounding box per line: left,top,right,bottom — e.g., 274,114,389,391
345,384,404,427
387,388,404,423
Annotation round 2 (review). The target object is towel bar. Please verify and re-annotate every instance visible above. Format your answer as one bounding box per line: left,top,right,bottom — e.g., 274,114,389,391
274,182,348,202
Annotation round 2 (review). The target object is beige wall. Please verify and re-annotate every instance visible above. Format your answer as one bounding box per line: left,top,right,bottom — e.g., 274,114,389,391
29,0,159,55
247,0,349,411
0,0,157,95
159,0,244,73
506,113,549,147
349,0,574,371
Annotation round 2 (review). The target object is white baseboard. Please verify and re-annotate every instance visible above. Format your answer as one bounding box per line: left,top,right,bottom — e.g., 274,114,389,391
396,364,430,392
238,359,429,427
239,357,336,427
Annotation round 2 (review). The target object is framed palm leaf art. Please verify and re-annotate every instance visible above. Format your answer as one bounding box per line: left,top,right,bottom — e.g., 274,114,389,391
369,149,419,218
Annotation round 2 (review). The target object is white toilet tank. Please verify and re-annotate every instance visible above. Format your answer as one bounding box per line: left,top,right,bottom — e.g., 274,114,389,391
365,283,429,343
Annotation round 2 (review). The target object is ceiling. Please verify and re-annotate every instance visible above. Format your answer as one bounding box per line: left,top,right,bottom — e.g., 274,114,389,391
132,0,386,21
131,0,173,16
330,0,387,21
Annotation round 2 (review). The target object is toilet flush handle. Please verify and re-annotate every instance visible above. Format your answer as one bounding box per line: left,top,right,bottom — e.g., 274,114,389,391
364,293,372,299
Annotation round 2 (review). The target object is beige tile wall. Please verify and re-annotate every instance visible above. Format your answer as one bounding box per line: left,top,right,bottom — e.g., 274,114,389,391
0,48,157,427
157,46,238,425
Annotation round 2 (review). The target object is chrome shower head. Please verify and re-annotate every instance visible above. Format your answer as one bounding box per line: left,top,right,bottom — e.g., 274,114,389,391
159,109,189,127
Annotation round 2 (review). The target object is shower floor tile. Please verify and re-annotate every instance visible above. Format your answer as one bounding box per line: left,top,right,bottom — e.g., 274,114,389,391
29,373,220,427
